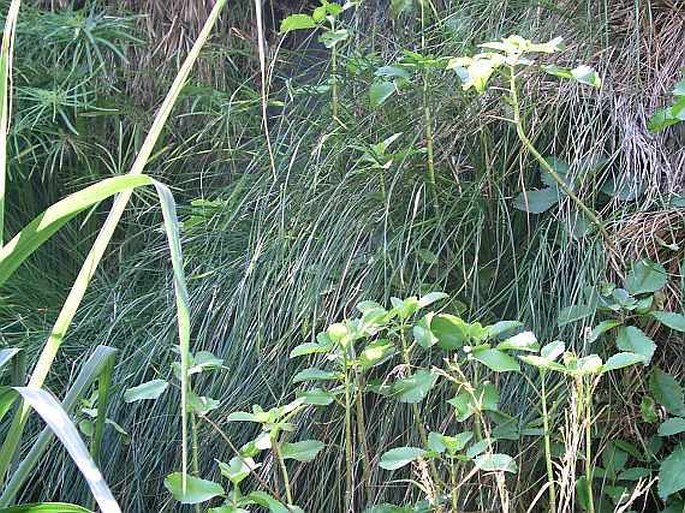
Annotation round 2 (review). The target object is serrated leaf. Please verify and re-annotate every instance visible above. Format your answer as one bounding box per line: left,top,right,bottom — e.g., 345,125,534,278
390,369,438,403
602,352,645,373
650,368,685,416
471,348,520,373
473,453,517,473
164,473,224,504
123,380,168,403
625,260,667,295
658,417,685,437
379,446,425,470
651,311,685,332
513,187,562,213
281,440,325,462
658,444,685,499
616,326,655,364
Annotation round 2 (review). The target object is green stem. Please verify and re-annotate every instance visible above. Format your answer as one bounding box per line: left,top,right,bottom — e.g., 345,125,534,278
507,66,610,243
450,456,459,511
191,413,201,513
274,439,294,506
540,371,557,512
355,371,371,501
343,363,355,512
420,0,438,215
584,379,595,513
330,20,339,121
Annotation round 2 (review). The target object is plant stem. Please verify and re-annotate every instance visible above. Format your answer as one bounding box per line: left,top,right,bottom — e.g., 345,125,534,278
584,378,595,513
507,66,610,243
343,362,355,512
540,370,557,512
191,413,201,513
274,439,294,506
450,456,459,511
331,26,339,121
354,370,372,500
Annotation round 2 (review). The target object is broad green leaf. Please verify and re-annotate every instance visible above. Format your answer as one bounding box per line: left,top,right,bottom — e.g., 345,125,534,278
379,446,425,470
12,388,121,512
289,342,329,358
319,29,350,48
413,315,438,349
473,453,517,473
484,321,523,339
616,326,655,364
364,505,413,513
557,304,593,326
390,370,437,403
188,393,220,416
589,320,622,343
431,314,468,350
208,506,249,513
0,175,154,287
164,473,224,504
279,14,316,33
292,368,342,383
369,81,395,108
417,292,448,307
247,492,293,513
471,348,520,373
658,445,685,499
123,379,169,402
281,440,325,462
217,456,259,485
650,368,685,416
602,352,645,373
624,260,667,295
227,411,259,423
563,354,603,376
659,417,685,437
541,341,565,361
448,382,498,422
0,505,93,512
359,339,396,370
651,311,685,332
570,65,601,88
496,331,538,352
617,467,652,481
298,388,335,406
513,187,562,213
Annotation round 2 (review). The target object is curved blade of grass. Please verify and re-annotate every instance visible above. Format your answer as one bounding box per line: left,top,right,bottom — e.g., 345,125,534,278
0,504,92,512
0,0,20,247
10,387,121,513
0,346,117,507
0,175,154,287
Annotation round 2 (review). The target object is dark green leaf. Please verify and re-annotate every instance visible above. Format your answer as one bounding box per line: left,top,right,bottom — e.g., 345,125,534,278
513,187,562,214
471,348,520,373
391,370,438,403
379,447,425,470
651,311,685,333
624,260,667,295
557,304,593,326
369,81,395,108
658,445,685,499
431,314,468,350
658,418,685,437
164,473,224,504
650,368,685,416
123,380,168,402
281,440,325,462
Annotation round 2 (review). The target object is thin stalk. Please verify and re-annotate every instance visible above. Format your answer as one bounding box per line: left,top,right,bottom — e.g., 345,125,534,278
450,456,459,511
330,19,339,121
507,66,610,243
274,439,293,506
254,0,277,180
354,370,371,500
343,362,355,512
0,0,228,488
191,413,201,513
0,0,20,248
583,379,595,513
540,370,557,511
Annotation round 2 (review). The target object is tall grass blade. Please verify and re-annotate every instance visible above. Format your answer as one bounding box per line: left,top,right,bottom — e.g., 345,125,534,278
9,387,121,513
0,175,154,287
0,0,20,248
0,347,117,507
0,504,92,512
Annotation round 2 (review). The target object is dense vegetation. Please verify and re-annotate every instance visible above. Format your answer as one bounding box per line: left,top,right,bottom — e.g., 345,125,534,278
0,0,683,512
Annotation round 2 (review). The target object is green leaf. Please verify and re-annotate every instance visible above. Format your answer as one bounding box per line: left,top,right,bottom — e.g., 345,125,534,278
359,339,396,370
658,418,685,437
650,368,685,416
289,342,330,358
570,65,601,88
292,368,342,383
164,473,224,504
557,304,594,326
471,348,520,373
513,187,562,213
319,29,350,48
495,331,538,352
246,491,290,513
226,411,259,423
369,81,396,108
624,260,667,295
217,456,259,485
541,341,565,361
390,369,438,403
658,444,685,499
417,292,448,307
279,14,316,33
617,467,652,481
281,440,325,462
473,453,517,473
589,320,622,343
123,379,169,402
431,314,468,350
651,311,685,332
298,388,335,406
188,393,220,416
616,326,655,364
379,446,426,470
0,175,154,287
413,315,438,349
0,504,93,513
448,383,498,422
602,352,645,373
484,321,523,339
